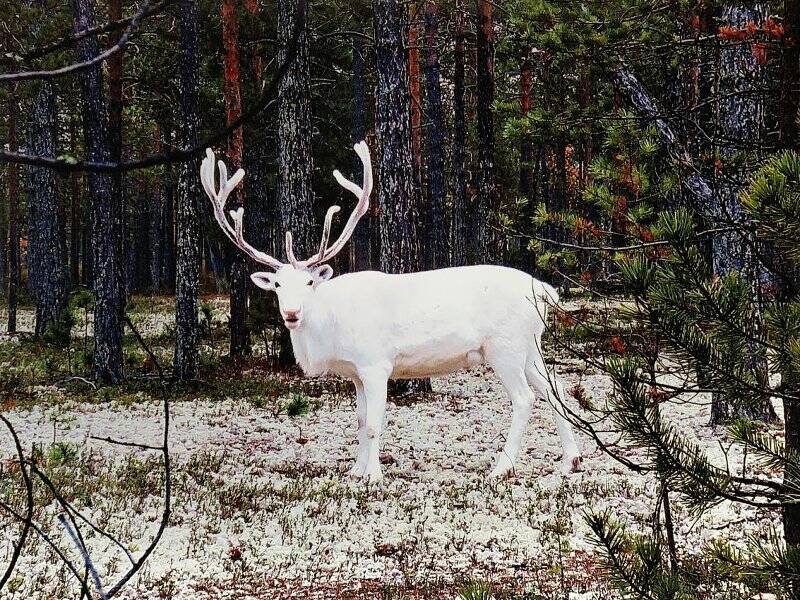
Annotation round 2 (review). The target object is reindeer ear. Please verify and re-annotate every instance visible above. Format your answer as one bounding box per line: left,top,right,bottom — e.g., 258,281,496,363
250,272,276,290
313,264,334,282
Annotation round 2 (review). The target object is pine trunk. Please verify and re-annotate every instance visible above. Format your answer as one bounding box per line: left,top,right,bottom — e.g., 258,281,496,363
162,168,176,291
781,0,800,555
408,4,423,191
6,96,19,333
73,0,124,382
782,0,800,149
351,30,371,272
174,0,202,381
423,1,448,269
107,0,125,303
27,81,70,336
222,0,249,357
475,0,496,263
276,0,314,367
69,119,81,287
518,59,535,271
374,0,431,395
710,3,776,424
450,1,467,266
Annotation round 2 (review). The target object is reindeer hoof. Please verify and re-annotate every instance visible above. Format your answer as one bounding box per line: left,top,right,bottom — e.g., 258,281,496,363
488,455,515,479
348,462,367,479
561,453,582,474
363,467,383,484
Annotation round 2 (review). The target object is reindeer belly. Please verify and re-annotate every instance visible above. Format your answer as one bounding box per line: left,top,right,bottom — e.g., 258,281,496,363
390,342,484,379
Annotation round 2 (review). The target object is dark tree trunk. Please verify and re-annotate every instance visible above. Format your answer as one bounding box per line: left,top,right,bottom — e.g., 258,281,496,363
613,64,714,205
785,390,800,549
518,59,535,271
519,61,534,199
149,131,163,292
6,96,19,333
27,81,70,336
781,0,800,149
374,0,431,395
779,0,800,559
424,1,448,269
277,0,315,258
69,119,81,287
133,192,151,291
73,0,124,382
107,0,125,304
408,4,423,192
148,188,163,292
174,0,202,381
222,0,249,357
710,4,776,424
276,0,314,367
450,0,467,267
475,0,496,263
0,170,5,296
161,168,176,291
351,30,371,272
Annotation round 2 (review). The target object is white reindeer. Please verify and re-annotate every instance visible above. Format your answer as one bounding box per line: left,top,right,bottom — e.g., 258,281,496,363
200,142,582,482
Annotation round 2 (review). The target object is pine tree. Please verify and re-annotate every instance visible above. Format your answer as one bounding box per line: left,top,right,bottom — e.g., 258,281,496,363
222,0,250,357
26,80,69,336
174,0,202,381
72,0,124,383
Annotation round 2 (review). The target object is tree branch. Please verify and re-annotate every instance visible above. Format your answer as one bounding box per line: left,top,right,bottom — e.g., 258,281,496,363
0,0,154,83
0,0,306,173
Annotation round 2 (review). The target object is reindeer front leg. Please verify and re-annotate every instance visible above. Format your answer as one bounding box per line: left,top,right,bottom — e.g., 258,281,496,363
349,379,369,478
357,367,390,483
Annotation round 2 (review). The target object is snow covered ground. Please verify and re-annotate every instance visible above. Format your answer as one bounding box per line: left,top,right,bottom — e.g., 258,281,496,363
0,350,782,599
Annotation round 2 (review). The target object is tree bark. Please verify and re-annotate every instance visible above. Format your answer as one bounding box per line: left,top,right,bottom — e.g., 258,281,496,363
6,95,19,333
450,0,467,266
781,0,800,149
73,0,124,382
70,119,81,287
277,0,315,259
276,0,314,367
161,167,176,291
222,0,249,356
174,0,202,381
781,0,800,557
26,81,70,336
518,59,535,271
351,29,371,272
475,0,496,263
711,4,776,424
613,64,714,205
423,0,448,269
374,0,431,395
107,0,125,303
408,3,423,191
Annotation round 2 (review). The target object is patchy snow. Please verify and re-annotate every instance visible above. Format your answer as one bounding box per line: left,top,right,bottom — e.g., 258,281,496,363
0,352,782,598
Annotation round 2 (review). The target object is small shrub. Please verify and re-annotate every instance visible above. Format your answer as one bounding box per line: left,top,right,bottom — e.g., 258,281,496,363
47,442,79,467
42,307,76,349
457,581,494,600
199,301,215,338
285,392,310,417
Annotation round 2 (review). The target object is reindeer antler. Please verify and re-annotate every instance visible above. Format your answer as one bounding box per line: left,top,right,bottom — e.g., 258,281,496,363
200,148,284,270
289,141,373,268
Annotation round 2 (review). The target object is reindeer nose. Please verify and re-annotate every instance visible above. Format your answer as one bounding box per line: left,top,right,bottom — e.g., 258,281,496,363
284,309,301,321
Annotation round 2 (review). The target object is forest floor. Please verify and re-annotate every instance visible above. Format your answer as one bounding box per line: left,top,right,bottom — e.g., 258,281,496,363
0,296,784,599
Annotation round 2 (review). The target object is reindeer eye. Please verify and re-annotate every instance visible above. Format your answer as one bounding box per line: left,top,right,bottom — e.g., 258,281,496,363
274,282,280,288
307,280,314,286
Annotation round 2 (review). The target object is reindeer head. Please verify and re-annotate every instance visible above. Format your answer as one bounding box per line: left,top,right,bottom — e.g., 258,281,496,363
200,141,372,330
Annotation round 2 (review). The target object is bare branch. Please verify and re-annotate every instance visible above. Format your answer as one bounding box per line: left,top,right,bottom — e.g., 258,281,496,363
0,0,306,173
0,416,33,590
0,0,154,83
